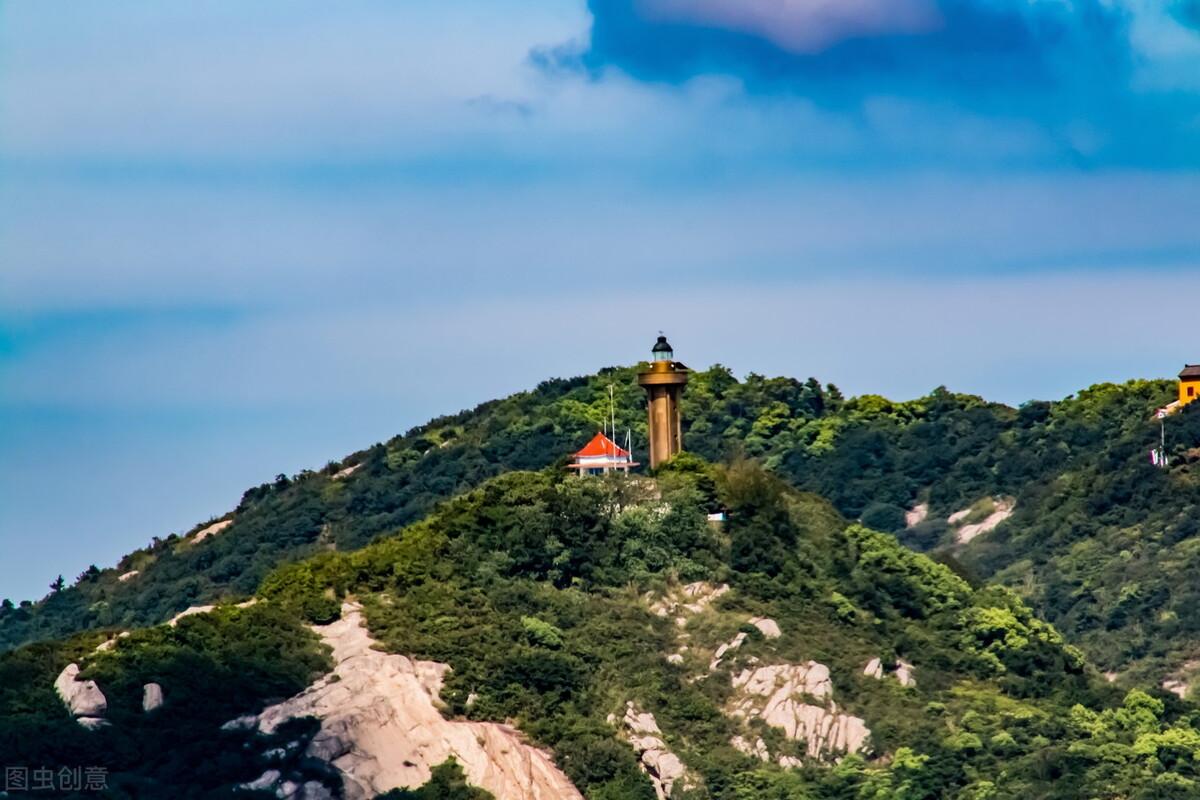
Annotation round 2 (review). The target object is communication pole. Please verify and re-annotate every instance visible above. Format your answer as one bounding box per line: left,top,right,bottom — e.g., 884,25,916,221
1156,408,1169,468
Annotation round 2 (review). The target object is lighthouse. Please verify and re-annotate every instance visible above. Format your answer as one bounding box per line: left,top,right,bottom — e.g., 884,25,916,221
638,335,689,469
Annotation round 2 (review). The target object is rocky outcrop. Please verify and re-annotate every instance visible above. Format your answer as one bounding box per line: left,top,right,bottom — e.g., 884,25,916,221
950,498,1016,544
55,664,107,728
118,570,140,582
234,603,581,800
94,631,129,653
727,663,869,760
238,771,334,800
707,617,783,672
947,507,972,525
731,734,770,761
905,502,929,528
654,582,730,667
1160,660,1200,699
143,682,164,712
612,702,696,800
731,734,807,769
863,656,916,687
333,463,362,480
709,632,748,672
648,582,730,625
749,617,782,639
193,519,233,543
168,598,256,626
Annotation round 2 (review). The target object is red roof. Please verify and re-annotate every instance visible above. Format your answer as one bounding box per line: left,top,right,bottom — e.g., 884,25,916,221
574,432,630,458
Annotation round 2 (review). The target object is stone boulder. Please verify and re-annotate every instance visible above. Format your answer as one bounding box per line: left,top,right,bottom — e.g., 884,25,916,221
749,617,782,639
143,682,164,712
863,656,916,687
895,659,916,687
54,663,107,728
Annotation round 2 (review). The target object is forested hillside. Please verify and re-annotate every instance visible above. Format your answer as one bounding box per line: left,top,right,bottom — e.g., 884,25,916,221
5,364,1200,691
8,461,1200,799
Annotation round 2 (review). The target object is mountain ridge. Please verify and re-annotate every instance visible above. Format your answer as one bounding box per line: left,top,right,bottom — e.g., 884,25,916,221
4,366,1197,688
6,365,1200,797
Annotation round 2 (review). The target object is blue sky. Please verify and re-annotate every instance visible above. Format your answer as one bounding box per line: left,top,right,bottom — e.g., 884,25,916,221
2,0,1200,603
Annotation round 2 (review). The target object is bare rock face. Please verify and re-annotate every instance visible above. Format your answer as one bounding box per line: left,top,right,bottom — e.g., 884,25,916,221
905,503,929,528
192,519,233,543
167,598,257,627
143,682,164,712
950,498,1016,544
727,663,869,760
118,570,140,582
863,658,884,679
54,664,107,728
612,702,696,800
238,603,582,800
333,463,362,480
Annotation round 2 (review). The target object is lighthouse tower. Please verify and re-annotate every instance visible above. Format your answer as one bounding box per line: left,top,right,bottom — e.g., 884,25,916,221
638,335,689,469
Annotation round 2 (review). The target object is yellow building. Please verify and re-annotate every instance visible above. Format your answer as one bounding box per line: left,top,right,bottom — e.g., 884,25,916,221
1181,365,1200,407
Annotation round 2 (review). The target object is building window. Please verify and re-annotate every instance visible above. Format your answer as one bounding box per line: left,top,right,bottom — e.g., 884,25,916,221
1190,386,1196,398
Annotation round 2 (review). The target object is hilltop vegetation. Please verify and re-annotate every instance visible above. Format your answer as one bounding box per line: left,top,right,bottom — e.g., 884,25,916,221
4,365,1200,688
0,365,839,651
9,460,1200,799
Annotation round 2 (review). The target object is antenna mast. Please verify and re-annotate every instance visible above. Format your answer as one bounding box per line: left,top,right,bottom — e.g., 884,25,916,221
609,385,617,460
